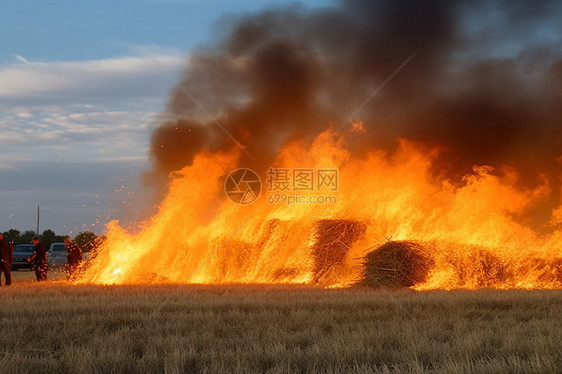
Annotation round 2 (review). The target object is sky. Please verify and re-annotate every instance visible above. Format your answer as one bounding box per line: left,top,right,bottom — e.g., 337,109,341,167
0,0,335,236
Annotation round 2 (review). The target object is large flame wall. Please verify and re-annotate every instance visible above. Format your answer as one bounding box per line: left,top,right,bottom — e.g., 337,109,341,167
78,131,562,289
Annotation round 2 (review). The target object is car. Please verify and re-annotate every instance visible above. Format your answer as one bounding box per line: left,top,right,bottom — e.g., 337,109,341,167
11,244,35,271
48,242,68,269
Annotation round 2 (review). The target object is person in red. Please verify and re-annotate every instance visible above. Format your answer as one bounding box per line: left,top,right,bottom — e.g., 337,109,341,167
0,233,14,286
28,236,47,281
64,236,83,279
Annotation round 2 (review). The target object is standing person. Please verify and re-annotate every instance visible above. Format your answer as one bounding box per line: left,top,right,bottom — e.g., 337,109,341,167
28,236,47,281
0,233,14,286
64,236,82,279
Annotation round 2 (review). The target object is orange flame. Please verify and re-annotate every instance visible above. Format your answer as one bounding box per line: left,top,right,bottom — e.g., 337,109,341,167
77,129,562,289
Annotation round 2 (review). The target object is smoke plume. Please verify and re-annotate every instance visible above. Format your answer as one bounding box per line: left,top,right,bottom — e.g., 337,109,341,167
147,0,562,226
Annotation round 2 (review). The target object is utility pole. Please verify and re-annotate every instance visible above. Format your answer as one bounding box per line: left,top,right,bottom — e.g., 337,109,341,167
36,205,40,235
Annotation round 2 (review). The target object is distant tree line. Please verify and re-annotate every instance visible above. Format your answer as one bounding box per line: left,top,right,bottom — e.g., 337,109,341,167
1,229,105,252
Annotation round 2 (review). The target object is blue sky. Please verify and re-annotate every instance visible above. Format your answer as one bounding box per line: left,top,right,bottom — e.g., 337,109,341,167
0,0,335,236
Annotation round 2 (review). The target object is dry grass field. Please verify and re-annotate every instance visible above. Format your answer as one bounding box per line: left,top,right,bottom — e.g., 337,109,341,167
1,272,561,374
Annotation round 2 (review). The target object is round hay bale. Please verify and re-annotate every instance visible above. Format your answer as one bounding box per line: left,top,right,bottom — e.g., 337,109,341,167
359,241,433,288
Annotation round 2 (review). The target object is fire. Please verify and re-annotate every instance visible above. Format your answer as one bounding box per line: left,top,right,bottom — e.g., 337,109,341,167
77,129,562,289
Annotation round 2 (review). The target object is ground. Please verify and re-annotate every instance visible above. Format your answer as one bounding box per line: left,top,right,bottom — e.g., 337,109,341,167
0,272,561,374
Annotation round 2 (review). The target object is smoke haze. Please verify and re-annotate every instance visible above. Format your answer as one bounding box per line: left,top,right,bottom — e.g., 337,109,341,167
147,0,562,225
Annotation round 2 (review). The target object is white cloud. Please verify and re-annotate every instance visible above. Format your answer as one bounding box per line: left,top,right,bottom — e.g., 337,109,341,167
0,51,181,234
0,106,160,164
0,52,186,99
0,50,187,165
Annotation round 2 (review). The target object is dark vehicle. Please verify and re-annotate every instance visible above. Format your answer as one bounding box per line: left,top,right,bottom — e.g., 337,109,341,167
48,242,67,269
11,244,35,270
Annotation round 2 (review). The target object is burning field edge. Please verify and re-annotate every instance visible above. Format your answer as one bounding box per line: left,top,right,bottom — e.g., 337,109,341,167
75,138,562,289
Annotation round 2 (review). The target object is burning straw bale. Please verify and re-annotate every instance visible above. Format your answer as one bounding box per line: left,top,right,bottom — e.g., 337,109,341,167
447,246,508,287
524,257,562,286
430,242,509,288
312,220,366,283
256,219,284,249
359,241,434,288
214,240,257,280
471,249,507,286
213,219,284,281
552,258,562,283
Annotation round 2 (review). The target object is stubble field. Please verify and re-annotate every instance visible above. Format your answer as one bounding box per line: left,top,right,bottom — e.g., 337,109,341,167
0,271,561,374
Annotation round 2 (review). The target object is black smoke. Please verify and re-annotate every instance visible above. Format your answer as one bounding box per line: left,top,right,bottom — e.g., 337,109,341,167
147,0,562,226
